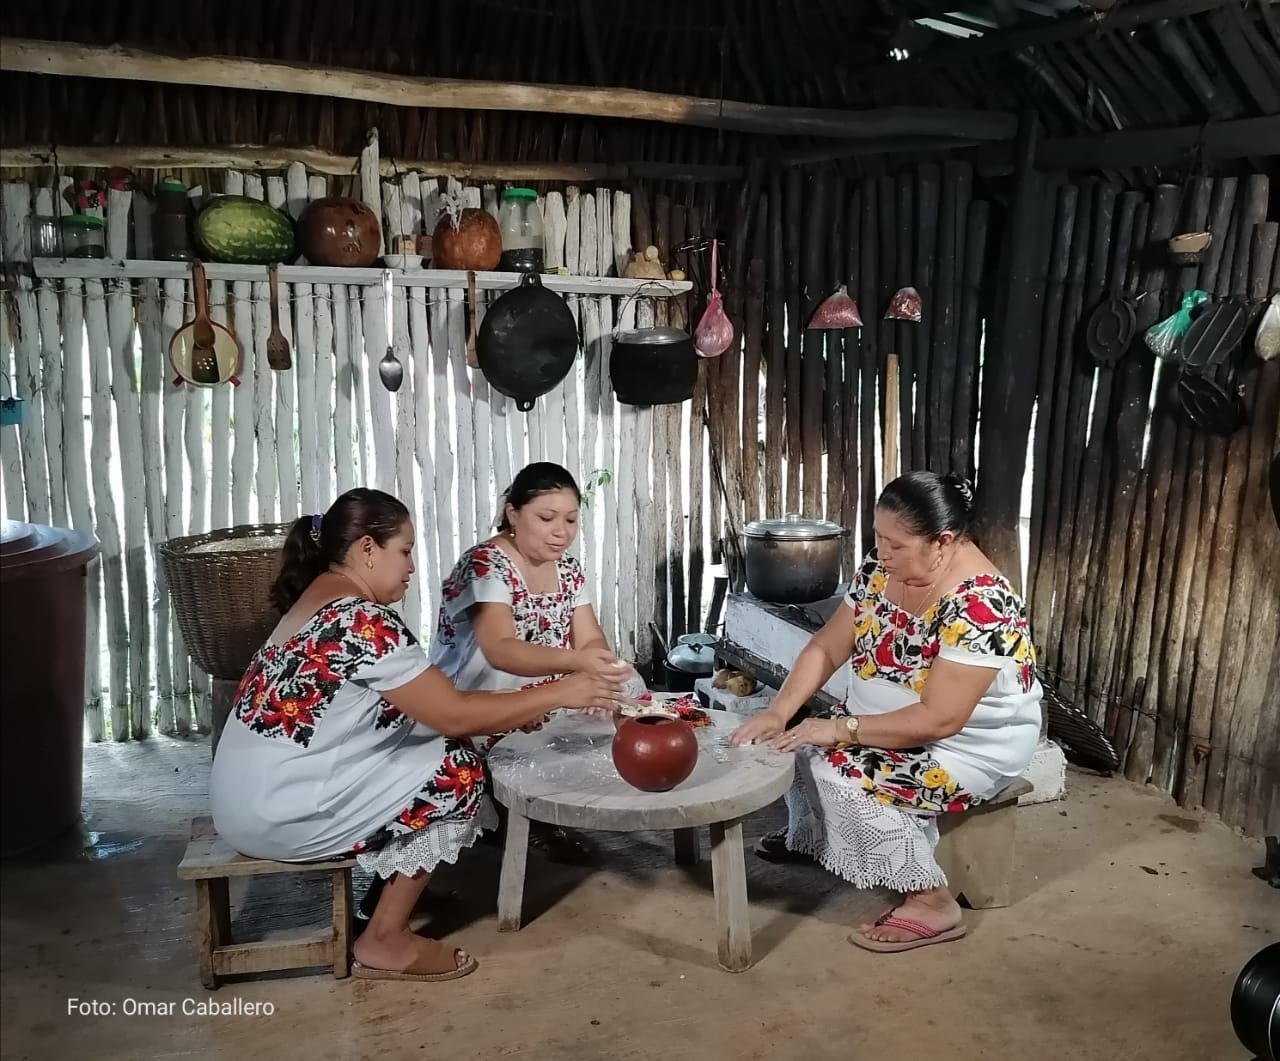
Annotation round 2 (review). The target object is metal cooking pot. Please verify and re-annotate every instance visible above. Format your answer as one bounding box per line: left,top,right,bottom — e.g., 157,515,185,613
662,632,716,692
743,514,847,604
611,327,696,406
476,272,579,412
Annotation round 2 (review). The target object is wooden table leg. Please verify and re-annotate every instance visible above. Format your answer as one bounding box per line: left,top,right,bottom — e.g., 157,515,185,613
497,807,531,932
673,827,700,866
709,818,752,972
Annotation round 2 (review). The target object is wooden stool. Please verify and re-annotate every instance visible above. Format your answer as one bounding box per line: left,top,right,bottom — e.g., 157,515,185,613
934,778,1034,909
177,817,355,989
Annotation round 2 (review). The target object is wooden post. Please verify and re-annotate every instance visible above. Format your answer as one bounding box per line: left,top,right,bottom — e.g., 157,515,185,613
972,113,1046,592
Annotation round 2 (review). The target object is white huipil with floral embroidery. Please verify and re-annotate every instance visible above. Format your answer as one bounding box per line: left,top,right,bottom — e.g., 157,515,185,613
210,597,492,871
842,553,1043,800
782,551,1043,893
429,542,590,692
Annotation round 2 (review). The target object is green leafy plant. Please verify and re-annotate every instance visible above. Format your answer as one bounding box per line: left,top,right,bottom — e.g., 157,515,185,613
580,468,612,508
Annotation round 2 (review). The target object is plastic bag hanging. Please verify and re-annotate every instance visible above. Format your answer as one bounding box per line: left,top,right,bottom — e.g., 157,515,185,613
1255,293,1280,362
884,286,922,322
1144,289,1209,361
808,284,863,329
694,239,734,358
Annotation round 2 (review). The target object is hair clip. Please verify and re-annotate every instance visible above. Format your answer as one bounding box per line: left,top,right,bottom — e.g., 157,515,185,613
310,513,323,543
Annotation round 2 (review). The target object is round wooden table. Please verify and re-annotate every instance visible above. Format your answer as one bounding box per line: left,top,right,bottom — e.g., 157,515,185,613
487,710,794,972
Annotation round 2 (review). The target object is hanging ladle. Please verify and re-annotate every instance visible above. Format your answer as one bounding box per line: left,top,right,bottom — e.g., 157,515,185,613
378,269,404,392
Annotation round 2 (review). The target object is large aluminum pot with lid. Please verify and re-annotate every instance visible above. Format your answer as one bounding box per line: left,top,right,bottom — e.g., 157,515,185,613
743,514,848,604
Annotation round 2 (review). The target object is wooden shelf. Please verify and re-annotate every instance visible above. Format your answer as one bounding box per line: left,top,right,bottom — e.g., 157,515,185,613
29,258,692,296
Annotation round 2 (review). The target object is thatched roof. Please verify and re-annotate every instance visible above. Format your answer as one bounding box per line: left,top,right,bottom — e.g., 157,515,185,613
1,0,1276,178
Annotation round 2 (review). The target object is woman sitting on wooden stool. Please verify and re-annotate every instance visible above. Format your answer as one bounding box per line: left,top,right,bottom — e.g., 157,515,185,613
730,471,1043,953
209,488,622,982
430,461,642,865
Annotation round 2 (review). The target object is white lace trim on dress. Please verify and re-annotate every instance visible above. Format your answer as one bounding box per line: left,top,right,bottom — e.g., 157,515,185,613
356,797,499,879
784,751,949,894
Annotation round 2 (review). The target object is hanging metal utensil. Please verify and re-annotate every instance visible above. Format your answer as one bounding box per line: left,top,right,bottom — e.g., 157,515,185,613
378,269,404,392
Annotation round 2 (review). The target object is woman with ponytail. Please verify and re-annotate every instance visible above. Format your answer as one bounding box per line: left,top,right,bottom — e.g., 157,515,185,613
210,488,623,983
730,472,1043,954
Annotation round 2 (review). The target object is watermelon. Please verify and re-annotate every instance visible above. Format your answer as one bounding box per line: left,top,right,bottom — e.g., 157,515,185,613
195,195,296,265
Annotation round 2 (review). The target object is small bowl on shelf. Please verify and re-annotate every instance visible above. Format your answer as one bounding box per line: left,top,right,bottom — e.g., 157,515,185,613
382,254,422,270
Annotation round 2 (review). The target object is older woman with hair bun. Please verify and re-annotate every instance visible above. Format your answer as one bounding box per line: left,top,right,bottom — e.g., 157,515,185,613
210,488,622,983
731,471,1042,953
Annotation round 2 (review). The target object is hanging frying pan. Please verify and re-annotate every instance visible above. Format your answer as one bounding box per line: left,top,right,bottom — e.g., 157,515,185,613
169,261,242,388
1181,298,1251,370
1085,214,1139,367
476,272,578,412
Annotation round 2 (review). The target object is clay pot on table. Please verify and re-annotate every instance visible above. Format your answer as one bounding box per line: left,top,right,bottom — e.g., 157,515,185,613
611,716,698,792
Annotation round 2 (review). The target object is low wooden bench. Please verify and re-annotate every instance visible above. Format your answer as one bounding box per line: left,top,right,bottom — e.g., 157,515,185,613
934,778,1033,909
176,817,355,989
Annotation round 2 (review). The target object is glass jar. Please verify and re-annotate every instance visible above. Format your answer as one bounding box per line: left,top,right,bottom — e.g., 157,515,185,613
498,187,544,273
60,215,106,259
153,178,193,261
32,216,62,258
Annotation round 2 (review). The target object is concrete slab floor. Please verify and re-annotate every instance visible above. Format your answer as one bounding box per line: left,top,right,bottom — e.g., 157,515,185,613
0,738,1274,1061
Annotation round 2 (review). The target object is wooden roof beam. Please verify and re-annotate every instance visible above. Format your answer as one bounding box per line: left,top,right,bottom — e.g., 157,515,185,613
0,37,1018,142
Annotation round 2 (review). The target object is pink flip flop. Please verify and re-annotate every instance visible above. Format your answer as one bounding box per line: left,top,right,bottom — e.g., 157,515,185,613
848,913,967,953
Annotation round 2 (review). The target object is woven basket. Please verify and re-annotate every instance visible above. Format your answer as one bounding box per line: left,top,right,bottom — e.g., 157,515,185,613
157,522,291,681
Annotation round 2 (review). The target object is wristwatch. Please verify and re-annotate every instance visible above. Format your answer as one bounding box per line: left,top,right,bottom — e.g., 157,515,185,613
840,714,861,745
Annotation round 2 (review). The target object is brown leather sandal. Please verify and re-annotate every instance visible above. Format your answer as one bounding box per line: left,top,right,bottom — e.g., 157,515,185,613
352,939,478,982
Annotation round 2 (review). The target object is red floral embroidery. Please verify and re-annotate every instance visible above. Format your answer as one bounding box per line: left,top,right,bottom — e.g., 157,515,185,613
230,597,414,747
434,752,481,799
845,552,1037,694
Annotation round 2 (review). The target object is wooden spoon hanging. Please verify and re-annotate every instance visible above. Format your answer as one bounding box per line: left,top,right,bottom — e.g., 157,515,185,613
266,264,291,371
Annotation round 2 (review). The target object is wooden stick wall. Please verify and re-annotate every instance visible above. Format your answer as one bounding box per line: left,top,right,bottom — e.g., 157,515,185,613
1025,174,1279,838
1,148,1276,836
0,163,717,743
696,161,1276,836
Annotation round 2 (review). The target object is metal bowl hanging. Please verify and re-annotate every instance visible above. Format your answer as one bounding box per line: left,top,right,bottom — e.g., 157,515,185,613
476,272,578,412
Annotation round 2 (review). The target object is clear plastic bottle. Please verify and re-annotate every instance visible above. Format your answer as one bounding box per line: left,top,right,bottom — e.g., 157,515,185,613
498,188,544,273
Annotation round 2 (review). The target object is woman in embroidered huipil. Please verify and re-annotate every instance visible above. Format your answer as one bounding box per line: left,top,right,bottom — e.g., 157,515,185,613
731,472,1042,954
430,462,639,864
209,489,622,983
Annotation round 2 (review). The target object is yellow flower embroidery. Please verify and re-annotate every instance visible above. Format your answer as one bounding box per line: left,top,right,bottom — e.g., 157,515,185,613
910,673,927,694
861,774,876,792
922,603,940,625
922,767,950,789
867,571,887,596
940,620,970,647
873,791,895,806
858,656,878,681
853,611,876,638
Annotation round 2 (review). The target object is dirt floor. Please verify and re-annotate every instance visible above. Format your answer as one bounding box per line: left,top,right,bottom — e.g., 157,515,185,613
0,737,1275,1061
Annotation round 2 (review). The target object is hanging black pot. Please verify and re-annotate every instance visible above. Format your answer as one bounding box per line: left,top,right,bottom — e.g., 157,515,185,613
476,272,578,412
610,327,697,406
